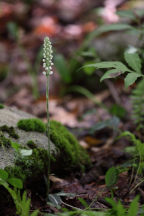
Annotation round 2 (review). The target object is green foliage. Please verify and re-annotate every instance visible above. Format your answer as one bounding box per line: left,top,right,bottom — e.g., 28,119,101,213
0,103,4,109
54,21,137,93
0,131,12,148
127,196,139,216
8,177,23,189
124,72,141,88
0,175,38,216
80,23,133,53
0,168,23,188
131,80,144,130
124,49,141,74
50,120,90,171
17,118,46,133
13,147,50,180
119,131,144,175
44,196,141,216
105,167,118,188
0,125,19,139
17,191,39,216
83,61,131,81
54,54,72,84
106,196,139,216
109,104,127,119
68,85,105,108
0,169,9,180
5,146,52,182
119,131,144,156
45,211,106,216
88,116,120,135
83,47,143,88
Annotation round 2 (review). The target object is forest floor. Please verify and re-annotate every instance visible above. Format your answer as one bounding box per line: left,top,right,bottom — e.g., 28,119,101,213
0,0,143,215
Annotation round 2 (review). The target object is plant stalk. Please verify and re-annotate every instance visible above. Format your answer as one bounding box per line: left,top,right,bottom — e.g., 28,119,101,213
46,74,50,196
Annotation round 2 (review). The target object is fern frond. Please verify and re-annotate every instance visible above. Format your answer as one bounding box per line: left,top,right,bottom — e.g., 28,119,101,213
131,80,144,130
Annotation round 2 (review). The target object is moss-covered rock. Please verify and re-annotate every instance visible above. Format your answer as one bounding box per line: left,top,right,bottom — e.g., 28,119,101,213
17,118,46,133
0,125,19,139
26,140,37,149
50,120,90,172
6,148,51,181
0,131,12,148
0,107,90,182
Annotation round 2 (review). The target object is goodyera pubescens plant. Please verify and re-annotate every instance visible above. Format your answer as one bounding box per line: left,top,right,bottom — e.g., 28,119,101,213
43,37,53,196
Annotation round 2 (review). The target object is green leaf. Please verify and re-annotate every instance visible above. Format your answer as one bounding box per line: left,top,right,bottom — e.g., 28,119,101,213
93,23,133,35
127,196,139,216
54,54,71,84
124,73,142,88
8,177,23,189
48,194,63,207
124,48,141,73
30,210,39,216
84,61,130,70
100,69,123,82
78,197,89,208
105,167,118,187
117,10,136,20
117,201,126,216
83,61,132,82
89,117,120,134
0,169,8,181
83,61,97,75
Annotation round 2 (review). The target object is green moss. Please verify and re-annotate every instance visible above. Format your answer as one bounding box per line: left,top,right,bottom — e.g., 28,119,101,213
26,140,37,149
0,104,4,109
49,120,90,171
17,118,46,133
0,131,12,148
6,148,55,181
0,125,19,139
5,166,26,181
4,119,89,181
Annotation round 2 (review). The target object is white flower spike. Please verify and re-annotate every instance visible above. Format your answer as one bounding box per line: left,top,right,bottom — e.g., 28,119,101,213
43,37,53,76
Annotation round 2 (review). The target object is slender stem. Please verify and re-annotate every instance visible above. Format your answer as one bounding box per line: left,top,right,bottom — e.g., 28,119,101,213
46,74,50,195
